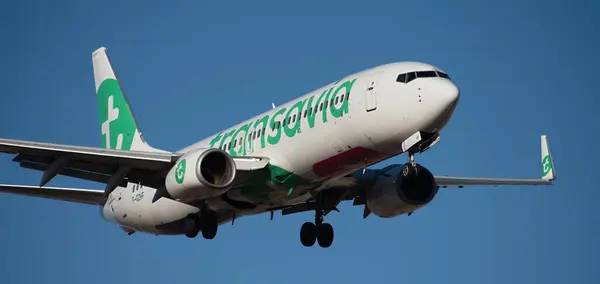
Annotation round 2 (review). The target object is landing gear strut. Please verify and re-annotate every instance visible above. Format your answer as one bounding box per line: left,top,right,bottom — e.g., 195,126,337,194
402,151,419,178
300,196,334,248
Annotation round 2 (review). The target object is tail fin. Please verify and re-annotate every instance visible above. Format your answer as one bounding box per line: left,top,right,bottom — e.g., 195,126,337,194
92,47,166,153
541,135,556,181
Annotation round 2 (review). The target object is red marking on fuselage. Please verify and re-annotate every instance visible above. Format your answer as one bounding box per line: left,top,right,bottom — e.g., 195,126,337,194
312,147,388,178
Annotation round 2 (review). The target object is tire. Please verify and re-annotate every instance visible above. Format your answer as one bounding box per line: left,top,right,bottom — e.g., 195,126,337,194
402,163,413,178
317,223,334,248
184,214,200,238
201,216,218,240
300,222,317,247
403,163,419,178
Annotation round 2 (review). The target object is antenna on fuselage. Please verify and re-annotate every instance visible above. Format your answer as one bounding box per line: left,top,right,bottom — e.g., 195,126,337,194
272,103,276,109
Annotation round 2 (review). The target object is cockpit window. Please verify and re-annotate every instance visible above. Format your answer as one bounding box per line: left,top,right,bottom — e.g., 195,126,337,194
437,71,450,79
416,71,437,78
396,70,450,83
396,73,407,83
406,72,416,83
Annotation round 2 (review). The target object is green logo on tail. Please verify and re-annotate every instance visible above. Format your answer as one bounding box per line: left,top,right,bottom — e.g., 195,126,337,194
97,79,137,150
542,155,552,176
175,159,186,184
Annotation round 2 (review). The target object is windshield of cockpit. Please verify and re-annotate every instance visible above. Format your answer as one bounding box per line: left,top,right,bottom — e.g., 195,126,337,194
396,70,450,83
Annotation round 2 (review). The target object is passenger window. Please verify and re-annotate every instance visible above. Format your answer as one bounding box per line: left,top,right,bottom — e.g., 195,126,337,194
335,96,339,104
304,110,307,118
346,93,350,100
293,114,297,122
406,72,416,83
233,139,237,148
397,73,407,83
319,104,323,111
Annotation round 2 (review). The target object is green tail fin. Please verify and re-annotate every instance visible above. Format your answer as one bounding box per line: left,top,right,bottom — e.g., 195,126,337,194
92,47,165,153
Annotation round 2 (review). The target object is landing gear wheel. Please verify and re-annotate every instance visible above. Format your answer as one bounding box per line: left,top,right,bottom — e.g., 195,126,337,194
300,222,317,247
184,214,200,238
317,223,334,248
402,163,418,178
201,215,218,240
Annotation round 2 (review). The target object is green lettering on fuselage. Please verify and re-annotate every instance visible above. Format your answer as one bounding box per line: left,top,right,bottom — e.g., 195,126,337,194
267,107,286,145
306,88,331,128
330,78,356,118
253,115,270,149
284,98,307,138
209,132,223,148
231,122,252,156
209,78,356,152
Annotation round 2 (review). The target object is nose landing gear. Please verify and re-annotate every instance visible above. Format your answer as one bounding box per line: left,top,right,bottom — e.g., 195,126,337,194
402,151,419,178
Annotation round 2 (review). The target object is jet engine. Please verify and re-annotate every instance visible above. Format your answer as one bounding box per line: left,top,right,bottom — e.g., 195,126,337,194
366,164,438,218
164,148,236,202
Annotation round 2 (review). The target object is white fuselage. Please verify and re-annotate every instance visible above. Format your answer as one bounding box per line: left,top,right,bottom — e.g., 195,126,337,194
102,61,460,235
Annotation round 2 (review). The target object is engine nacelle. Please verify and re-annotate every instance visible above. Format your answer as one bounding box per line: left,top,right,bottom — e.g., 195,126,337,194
366,164,439,218
165,148,236,202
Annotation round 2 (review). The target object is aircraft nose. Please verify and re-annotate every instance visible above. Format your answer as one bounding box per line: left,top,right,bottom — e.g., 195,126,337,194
422,80,460,132
438,80,459,108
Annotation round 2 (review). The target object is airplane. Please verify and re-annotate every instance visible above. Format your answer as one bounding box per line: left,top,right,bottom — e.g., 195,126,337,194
0,47,556,248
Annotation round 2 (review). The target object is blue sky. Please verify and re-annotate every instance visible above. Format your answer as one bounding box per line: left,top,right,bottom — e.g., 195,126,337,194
1,0,599,283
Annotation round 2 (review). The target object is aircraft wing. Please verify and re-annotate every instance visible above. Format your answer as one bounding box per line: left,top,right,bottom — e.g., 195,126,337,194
272,135,556,217
433,135,555,187
0,137,179,190
0,184,105,205
0,138,270,194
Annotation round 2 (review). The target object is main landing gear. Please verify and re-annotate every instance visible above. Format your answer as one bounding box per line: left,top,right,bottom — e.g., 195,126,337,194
183,212,218,240
300,204,334,248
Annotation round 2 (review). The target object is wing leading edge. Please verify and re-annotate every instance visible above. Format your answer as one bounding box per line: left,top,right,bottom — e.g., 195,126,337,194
434,135,556,187
0,184,105,205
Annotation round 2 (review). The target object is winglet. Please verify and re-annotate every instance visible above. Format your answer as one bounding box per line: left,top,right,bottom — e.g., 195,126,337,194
541,135,556,181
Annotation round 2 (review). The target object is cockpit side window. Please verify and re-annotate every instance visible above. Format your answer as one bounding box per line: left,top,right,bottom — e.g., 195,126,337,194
396,73,407,83
436,71,450,79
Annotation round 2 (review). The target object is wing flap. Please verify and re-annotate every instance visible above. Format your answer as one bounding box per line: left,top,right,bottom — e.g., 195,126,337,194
20,161,128,187
0,184,106,205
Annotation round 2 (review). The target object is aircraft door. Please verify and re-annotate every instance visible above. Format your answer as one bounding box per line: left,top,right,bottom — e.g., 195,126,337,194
365,71,383,112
